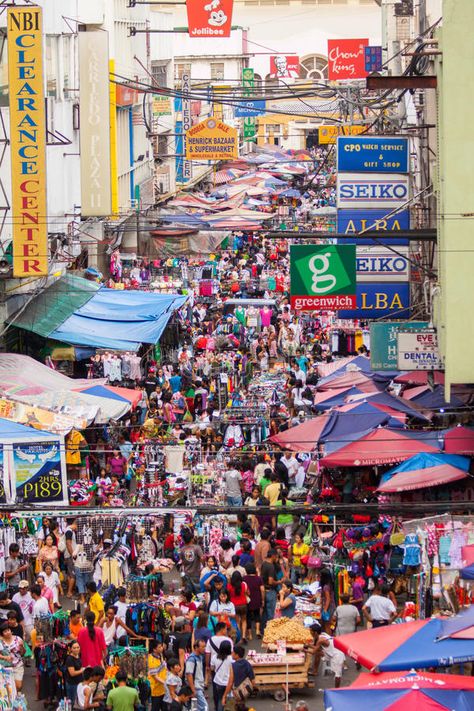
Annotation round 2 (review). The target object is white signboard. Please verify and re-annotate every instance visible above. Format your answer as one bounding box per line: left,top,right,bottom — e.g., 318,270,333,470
397,330,443,370
356,246,410,282
337,173,410,209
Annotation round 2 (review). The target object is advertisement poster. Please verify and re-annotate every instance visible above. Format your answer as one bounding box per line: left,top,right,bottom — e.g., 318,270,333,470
186,118,238,161
356,246,410,282
337,208,409,245
337,136,409,174
327,39,369,81
338,283,410,320
290,244,356,310
397,330,443,370
370,322,429,370
186,0,233,37
269,56,299,79
337,174,410,210
14,442,65,504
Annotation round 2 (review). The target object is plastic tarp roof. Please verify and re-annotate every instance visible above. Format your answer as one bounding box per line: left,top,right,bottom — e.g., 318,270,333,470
268,415,330,452
442,426,474,455
8,274,99,337
410,384,465,409
21,390,128,425
380,452,470,485
0,354,102,398
324,687,474,711
50,290,187,350
437,606,474,640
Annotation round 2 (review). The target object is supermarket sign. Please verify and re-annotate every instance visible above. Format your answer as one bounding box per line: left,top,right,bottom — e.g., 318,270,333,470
290,244,356,310
327,38,369,81
186,118,238,161
397,330,443,370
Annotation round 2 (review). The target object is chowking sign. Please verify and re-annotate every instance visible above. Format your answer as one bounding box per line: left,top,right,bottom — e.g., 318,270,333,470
8,6,48,277
327,39,369,81
186,118,238,161
290,244,356,311
186,0,233,37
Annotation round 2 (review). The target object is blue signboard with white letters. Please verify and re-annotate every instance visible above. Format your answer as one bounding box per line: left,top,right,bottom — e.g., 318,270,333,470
235,100,266,117
337,136,409,173
337,209,409,245
338,282,410,319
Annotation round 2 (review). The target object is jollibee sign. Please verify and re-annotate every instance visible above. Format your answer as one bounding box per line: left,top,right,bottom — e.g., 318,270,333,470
327,39,369,80
186,0,234,37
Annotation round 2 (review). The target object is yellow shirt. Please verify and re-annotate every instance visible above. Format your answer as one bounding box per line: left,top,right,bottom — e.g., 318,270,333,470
148,654,167,697
89,592,105,623
264,482,281,506
292,542,310,567
66,429,85,465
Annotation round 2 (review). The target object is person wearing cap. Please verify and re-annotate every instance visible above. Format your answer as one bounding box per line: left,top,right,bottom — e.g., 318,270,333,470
12,581,33,642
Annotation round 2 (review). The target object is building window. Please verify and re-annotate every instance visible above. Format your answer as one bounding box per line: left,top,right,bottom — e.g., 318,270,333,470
175,63,191,81
299,54,328,80
264,75,279,95
210,62,225,80
267,124,281,134
152,61,169,87
253,73,263,89
45,35,59,99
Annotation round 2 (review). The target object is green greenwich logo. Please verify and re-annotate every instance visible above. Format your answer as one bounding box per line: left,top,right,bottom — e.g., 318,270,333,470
291,244,356,296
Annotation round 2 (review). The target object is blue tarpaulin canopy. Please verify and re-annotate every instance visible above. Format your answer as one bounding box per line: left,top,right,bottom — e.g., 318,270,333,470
380,452,470,485
410,384,465,409
50,290,187,350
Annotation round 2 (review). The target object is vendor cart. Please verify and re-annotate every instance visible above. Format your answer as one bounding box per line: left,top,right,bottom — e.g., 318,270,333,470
249,651,314,701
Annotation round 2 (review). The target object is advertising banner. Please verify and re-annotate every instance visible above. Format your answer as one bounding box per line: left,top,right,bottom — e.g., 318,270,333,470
338,283,410,319
337,208,409,245
7,6,48,277
186,0,233,37
370,321,429,370
337,136,409,174
356,246,410,282
242,68,256,140
235,100,266,118
337,173,410,209
327,39,369,81
182,74,193,181
186,118,238,161
319,125,365,145
269,56,300,79
290,244,356,311
79,30,112,217
13,441,66,504
0,398,77,435
397,330,443,370
152,95,172,116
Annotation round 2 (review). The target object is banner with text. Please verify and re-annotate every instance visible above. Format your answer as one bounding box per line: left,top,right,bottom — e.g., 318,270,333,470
290,244,356,310
370,322,428,371
186,118,238,161
337,136,409,174
337,173,410,210
186,0,233,37
337,208,409,245
356,246,410,282
14,441,67,505
397,330,443,370
319,125,365,144
327,39,368,81
338,283,410,319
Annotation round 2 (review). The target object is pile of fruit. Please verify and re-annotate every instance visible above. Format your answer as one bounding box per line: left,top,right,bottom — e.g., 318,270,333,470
262,617,313,645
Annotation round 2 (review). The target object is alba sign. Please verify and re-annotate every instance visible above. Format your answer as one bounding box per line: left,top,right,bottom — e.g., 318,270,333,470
327,39,369,81
290,244,356,311
186,118,238,161
186,0,233,37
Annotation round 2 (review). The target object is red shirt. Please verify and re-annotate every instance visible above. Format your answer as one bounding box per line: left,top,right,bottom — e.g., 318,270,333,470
227,581,248,607
77,626,106,666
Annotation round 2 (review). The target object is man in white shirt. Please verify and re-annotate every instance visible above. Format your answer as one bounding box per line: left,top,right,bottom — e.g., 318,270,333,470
281,452,299,486
114,588,128,624
12,581,34,640
31,584,50,618
363,584,397,628
205,622,233,681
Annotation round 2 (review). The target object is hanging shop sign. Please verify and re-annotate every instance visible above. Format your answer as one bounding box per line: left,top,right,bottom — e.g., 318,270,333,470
337,136,409,174
78,30,112,217
152,95,172,116
7,6,48,277
235,100,266,117
186,0,234,37
327,38,369,81
370,321,429,370
397,329,443,370
182,73,193,180
337,208,409,245
290,244,356,311
116,84,138,107
186,118,238,161
338,283,410,320
356,246,410,282
241,68,256,140
319,125,365,145
337,173,410,209
14,441,67,505
269,56,300,79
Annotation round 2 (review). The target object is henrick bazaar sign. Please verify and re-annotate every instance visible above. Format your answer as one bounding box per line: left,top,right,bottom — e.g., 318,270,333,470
185,118,238,161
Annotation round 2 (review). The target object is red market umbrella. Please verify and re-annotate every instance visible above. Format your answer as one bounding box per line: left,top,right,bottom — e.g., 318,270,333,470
443,426,474,455
268,415,330,452
377,463,469,493
320,428,441,467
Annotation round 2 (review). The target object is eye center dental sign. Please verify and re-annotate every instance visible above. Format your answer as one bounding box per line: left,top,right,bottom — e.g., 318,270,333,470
186,118,238,160
290,244,356,310
397,330,443,370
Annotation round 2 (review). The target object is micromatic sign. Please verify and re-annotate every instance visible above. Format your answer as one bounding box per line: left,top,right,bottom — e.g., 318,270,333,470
290,244,356,311
337,136,409,174
337,173,409,209
7,6,48,278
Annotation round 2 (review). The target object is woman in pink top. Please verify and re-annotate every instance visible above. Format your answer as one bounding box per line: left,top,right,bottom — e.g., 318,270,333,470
36,574,54,613
77,612,106,667
108,449,127,478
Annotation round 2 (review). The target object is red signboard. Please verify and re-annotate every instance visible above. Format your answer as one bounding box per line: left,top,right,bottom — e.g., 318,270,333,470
327,38,369,80
186,0,234,37
269,55,300,79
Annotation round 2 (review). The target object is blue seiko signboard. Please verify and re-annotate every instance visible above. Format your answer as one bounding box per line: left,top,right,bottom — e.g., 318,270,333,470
338,282,410,319
235,100,266,117
337,209,409,245
337,136,409,173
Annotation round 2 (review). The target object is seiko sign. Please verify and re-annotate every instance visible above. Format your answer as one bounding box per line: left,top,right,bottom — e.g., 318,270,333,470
356,246,410,282
337,173,410,209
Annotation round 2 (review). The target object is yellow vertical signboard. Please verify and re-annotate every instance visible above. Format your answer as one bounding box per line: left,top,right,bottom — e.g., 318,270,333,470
8,6,48,277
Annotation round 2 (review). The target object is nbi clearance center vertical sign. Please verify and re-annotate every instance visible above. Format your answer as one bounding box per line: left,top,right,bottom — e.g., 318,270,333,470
290,244,356,311
8,6,48,277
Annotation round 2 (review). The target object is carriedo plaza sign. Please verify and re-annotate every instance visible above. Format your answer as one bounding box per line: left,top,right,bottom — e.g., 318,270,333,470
186,118,238,161
8,6,48,277
290,244,356,311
